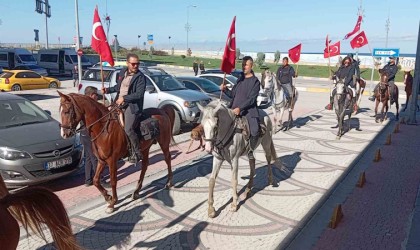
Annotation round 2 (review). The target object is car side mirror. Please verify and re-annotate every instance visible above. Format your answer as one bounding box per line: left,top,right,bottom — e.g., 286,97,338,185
44,110,51,115
146,85,155,93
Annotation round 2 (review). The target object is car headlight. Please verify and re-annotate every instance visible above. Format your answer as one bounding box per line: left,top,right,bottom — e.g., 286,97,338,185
0,147,31,160
184,101,197,108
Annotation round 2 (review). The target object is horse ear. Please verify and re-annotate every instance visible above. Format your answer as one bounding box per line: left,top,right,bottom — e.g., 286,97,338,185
57,91,71,102
214,101,222,113
197,102,204,111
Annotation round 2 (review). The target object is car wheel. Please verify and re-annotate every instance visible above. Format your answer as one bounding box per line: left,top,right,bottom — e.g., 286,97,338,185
11,84,22,91
172,109,181,135
49,82,58,88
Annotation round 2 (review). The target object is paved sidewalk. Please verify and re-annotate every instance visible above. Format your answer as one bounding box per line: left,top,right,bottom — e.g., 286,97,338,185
287,112,420,250
17,107,394,249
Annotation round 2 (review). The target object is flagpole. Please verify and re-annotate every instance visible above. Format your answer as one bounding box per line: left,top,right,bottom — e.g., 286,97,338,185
100,55,105,105
220,73,226,101
327,36,332,79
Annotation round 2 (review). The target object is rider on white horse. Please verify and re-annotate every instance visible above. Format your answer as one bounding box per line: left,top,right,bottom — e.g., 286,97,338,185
276,57,297,105
325,56,356,110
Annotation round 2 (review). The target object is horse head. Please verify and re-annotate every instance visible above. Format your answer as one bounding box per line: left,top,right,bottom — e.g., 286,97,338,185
336,77,346,95
58,91,83,139
263,70,275,93
197,100,224,153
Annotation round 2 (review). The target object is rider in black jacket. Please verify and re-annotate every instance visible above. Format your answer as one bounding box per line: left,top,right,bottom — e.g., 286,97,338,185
325,57,356,109
369,56,399,104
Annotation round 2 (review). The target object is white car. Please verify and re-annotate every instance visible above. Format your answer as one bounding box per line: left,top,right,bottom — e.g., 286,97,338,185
198,73,271,108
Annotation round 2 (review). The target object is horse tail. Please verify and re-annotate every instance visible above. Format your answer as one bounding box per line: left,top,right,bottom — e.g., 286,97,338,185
3,187,80,250
161,105,177,146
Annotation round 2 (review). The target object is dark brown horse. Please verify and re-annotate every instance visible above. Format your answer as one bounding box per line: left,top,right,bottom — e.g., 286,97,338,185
373,72,399,122
403,70,420,112
58,92,175,213
0,176,80,250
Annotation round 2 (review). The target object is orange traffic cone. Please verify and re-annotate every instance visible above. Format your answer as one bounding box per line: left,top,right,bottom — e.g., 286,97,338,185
374,148,381,162
356,172,366,188
329,204,344,229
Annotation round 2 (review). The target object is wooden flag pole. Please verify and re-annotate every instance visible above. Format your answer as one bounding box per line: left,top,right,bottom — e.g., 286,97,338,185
99,56,105,105
220,72,226,100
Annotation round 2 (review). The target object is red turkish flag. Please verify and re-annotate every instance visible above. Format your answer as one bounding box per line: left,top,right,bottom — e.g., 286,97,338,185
350,31,368,49
324,41,340,58
288,43,302,64
91,6,114,66
220,16,236,74
344,15,363,40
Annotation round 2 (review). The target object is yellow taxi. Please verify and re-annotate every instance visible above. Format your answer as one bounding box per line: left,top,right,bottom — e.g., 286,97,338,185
0,70,61,91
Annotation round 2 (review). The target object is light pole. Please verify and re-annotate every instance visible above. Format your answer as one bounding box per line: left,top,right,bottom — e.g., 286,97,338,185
74,0,82,86
114,35,118,61
185,5,196,54
137,35,141,50
168,36,171,50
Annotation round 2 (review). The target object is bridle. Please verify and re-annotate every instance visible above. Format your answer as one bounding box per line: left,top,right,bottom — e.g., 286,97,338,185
59,95,120,141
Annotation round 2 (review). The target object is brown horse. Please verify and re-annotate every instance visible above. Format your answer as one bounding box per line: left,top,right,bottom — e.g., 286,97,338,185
373,72,399,122
0,176,79,250
58,92,175,213
403,70,420,112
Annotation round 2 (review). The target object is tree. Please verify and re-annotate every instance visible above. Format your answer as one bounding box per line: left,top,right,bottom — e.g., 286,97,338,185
256,52,266,67
274,50,281,64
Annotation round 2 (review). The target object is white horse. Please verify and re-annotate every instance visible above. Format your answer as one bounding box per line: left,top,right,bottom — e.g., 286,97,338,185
264,70,299,132
197,100,285,218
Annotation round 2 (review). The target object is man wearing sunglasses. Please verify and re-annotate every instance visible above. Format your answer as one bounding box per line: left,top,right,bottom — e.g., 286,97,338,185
102,53,146,163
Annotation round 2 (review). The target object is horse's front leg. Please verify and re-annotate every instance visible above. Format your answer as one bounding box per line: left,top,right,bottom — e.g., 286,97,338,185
381,102,386,122
93,160,111,202
395,99,399,121
208,157,223,218
277,107,286,131
374,100,380,121
245,158,255,197
105,159,118,214
286,110,293,130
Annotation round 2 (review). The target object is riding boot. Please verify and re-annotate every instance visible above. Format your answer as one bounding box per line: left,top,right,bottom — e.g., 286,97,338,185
325,96,333,110
128,133,142,163
247,135,259,160
369,85,379,101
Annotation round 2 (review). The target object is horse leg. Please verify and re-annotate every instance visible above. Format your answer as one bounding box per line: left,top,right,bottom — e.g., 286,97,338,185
403,93,409,112
374,100,379,122
159,140,173,189
395,99,399,121
105,159,118,214
208,157,223,218
286,110,293,130
132,147,151,200
245,158,256,196
93,160,111,203
230,158,239,212
261,137,274,186
381,102,386,122
277,107,285,131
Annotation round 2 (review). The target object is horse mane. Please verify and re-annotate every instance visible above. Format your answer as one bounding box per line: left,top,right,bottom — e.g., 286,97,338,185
67,93,109,116
206,100,235,120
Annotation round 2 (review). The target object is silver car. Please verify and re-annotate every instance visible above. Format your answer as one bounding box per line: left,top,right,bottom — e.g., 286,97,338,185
0,93,83,188
79,66,211,134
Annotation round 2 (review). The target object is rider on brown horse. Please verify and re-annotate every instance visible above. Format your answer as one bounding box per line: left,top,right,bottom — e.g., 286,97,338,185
325,56,356,109
369,56,398,104
102,53,145,163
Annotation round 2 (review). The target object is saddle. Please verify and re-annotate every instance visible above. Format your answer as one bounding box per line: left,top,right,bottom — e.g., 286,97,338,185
235,115,267,141
117,110,160,141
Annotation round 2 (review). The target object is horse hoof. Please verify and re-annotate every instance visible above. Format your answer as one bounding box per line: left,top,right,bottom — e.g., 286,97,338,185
132,192,140,201
336,136,341,140
208,207,216,218
105,207,114,214
105,195,113,204
230,204,237,212
245,187,252,197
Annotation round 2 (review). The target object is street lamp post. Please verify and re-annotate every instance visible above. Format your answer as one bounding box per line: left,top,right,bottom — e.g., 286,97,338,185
114,35,118,62
168,36,171,50
185,5,196,54
137,35,141,50
74,0,82,86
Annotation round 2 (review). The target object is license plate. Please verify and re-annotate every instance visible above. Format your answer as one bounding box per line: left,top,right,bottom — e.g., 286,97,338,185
45,157,72,170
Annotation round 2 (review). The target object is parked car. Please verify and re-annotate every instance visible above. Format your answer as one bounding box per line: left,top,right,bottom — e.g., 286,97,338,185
198,73,271,108
78,66,212,134
0,48,38,69
0,93,83,188
201,68,243,79
176,76,231,105
0,70,60,91
13,65,48,76
37,48,92,76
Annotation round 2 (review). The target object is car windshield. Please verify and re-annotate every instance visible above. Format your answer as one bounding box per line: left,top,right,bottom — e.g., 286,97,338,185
191,78,220,93
70,55,90,63
0,99,50,129
150,75,186,91
18,54,37,63
226,75,238,84
82,69,113,82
